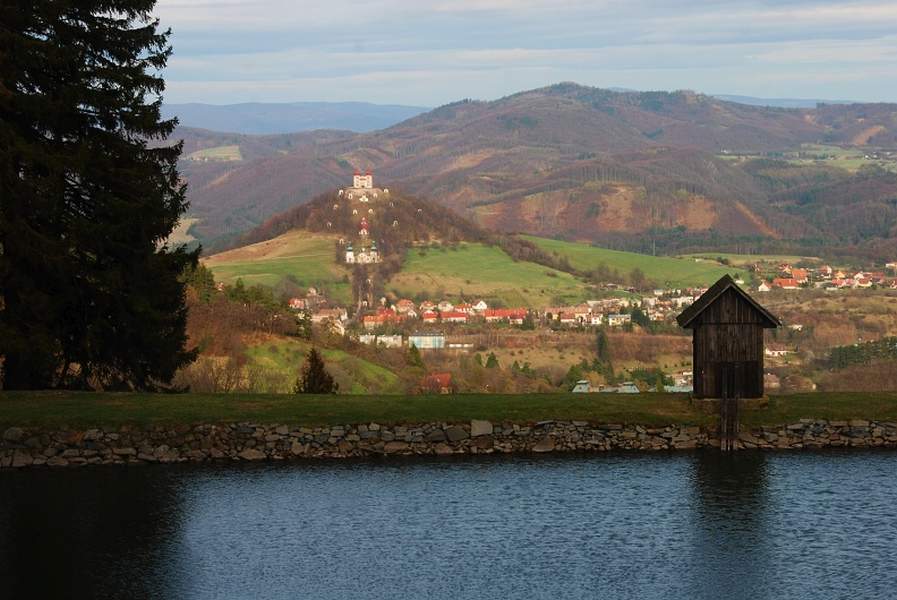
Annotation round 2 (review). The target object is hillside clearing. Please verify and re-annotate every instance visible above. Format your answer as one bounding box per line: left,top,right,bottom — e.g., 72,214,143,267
523,236,747,287
186,144,242,161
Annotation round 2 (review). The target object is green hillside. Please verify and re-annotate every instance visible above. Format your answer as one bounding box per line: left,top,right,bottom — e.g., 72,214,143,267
523,235,748,288
203,231,351,303
388,242,592,307
245,337,403,394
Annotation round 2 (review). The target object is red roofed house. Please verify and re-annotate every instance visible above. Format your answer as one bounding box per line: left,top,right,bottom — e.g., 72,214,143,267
559,312,577,326
484,308,528,324
440,311,468,324
772,278,799,290
455,302,473,314
288,297,306,310
363,314,387,330
791,268,809,283
420,372,454,394
395,299,416,313
422,310,439,324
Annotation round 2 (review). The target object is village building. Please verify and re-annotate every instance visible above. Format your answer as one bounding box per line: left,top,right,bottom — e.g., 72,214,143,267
440,311,468,324
764,345,793,358
676,274,781,399
311,308,348,324
420,372,454,394
571,380,592,393
483,308,528,325
606,313,632,327
472,300,489,313
772,277,799,290
408,333,446,350
757,281,771,293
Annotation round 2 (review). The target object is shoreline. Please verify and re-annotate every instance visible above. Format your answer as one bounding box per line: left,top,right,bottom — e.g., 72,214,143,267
3,418,896,469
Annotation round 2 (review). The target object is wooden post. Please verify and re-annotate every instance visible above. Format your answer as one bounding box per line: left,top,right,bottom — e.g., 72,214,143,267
719,364,739,451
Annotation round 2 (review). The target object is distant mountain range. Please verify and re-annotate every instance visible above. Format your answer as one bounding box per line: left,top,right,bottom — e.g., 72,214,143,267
163,94,858,135
161,101,430,134
168,83,897,260
711,94,854,109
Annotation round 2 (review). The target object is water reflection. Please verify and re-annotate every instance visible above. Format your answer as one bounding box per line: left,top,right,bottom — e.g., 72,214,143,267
688,452,771,599
0,467,185,598
1,451,896,599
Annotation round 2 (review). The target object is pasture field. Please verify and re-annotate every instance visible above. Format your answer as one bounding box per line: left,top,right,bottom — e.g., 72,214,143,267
387,242,592,308
186,144,243,161
203,230,351,303
523,236,747,288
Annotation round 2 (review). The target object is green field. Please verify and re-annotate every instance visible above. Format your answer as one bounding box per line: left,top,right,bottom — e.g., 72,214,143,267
245,337,403,395
2,392,896,428
388,243,592,307
681,252,821,268
523,236,748,288
186,144,242,161
720,144,897,174
204,231,351,304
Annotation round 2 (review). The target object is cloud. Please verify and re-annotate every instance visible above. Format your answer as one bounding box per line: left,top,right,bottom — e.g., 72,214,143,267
153,0,897,104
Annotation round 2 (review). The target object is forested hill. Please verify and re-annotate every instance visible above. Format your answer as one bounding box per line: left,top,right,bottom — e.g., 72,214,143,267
173,83,897,259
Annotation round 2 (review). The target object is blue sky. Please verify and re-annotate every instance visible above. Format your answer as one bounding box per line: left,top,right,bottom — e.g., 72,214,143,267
155,0,897,105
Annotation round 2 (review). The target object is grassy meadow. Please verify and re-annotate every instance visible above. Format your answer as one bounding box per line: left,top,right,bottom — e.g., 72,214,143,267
523,236,748,287
388,242,592,307
203,230,352,303
2,391,896,428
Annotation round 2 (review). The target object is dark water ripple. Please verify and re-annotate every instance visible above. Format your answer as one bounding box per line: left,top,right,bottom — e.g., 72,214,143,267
1,451,896,599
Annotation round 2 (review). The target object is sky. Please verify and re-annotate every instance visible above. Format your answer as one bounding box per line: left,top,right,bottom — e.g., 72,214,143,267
154,0,897,106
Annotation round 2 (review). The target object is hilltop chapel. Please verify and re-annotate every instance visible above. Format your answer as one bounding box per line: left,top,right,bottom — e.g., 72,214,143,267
340,170,386,264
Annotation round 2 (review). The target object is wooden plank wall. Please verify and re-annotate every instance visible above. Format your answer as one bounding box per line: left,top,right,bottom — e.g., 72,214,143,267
692,289,766,398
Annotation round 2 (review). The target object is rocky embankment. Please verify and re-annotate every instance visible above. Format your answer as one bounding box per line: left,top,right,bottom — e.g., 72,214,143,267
2,419,896,468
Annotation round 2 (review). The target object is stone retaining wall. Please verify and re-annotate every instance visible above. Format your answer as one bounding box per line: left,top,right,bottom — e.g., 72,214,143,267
2,419,896,468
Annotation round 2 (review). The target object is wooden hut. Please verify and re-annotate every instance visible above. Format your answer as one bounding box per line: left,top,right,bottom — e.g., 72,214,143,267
677,275,780,398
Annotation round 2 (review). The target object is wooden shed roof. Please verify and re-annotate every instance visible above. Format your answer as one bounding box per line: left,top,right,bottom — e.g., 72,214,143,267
676,274,781,329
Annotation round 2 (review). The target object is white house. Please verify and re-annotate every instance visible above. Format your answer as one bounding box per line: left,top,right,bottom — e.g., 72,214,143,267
606,313,632,327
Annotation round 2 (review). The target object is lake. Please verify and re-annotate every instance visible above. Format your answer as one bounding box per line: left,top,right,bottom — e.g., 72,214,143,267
1,451,895,599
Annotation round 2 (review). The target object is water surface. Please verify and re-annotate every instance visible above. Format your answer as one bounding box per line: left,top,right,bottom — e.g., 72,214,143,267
1,451,895,599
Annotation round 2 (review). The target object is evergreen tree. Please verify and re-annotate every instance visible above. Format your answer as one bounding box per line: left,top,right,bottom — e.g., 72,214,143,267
294,348,338,394
595,329,610,363
1,1,196,389
485,352,499,369
407,343,424,368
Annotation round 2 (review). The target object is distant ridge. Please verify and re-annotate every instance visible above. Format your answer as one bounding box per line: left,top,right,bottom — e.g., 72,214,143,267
712,94,855,109
161,101,430,134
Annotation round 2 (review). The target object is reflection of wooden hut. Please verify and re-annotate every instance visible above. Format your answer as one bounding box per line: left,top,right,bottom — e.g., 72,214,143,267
677,275,780,398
